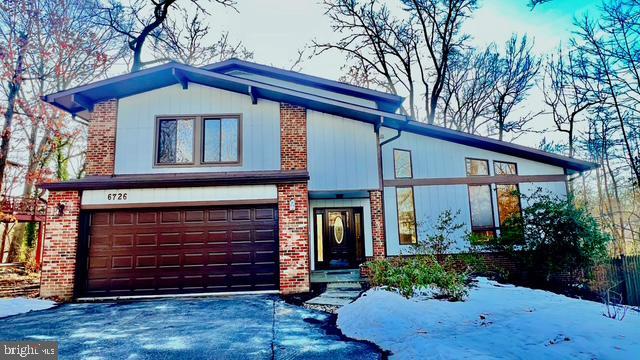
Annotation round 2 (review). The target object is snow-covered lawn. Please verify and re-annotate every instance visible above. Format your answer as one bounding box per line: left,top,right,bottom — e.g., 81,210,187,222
0,298,56,319
338,278,640,359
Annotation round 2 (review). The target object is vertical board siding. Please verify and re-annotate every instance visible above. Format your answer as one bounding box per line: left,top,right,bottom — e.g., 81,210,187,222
308,198,374,270
307,110,379,191
115,84,280,174
380,127,565,180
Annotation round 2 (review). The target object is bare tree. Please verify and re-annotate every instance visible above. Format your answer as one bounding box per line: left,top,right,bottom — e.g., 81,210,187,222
438,46,499,133
152,8,253,66
97,0,237,72
315,0,477,122
542,47,601,157
488,34,541,141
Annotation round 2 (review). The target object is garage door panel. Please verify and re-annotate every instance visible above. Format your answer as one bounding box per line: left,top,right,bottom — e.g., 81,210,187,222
83,205,279,296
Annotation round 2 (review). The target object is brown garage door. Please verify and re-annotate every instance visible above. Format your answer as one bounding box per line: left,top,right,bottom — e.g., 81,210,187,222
80,205,279,297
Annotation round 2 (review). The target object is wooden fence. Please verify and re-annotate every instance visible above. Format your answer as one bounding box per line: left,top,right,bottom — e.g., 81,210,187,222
594,255,640,306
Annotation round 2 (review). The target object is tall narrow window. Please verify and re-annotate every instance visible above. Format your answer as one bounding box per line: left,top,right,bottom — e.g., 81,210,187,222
468,185,495,237
203,117,239,163
396,187,417,245
157,118,194,164
496,184,522,226
316,213,324,262
466,158,489,176
394,149,413,178
494,161,521,226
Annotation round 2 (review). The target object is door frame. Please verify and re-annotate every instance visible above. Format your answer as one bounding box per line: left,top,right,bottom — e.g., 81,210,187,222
313,207,365,270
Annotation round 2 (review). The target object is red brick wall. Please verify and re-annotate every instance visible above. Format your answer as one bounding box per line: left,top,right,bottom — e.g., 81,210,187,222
369,190,386,259
278,103,309,294
40,191,81,300
280,103,307,171
86,99,117,176
277,183,310,294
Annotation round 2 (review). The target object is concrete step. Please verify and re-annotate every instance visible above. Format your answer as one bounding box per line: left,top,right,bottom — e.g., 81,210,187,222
326,282,363,290
320,290,362,299
304,296,354,307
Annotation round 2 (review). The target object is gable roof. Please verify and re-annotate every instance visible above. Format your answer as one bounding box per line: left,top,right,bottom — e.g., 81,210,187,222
42,59,597,173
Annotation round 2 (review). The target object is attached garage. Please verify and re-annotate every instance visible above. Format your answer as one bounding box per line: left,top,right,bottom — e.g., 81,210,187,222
77,205,279,297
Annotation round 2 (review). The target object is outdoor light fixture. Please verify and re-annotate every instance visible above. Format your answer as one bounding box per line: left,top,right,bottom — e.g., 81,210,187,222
289,199,296,211
57,202,66,216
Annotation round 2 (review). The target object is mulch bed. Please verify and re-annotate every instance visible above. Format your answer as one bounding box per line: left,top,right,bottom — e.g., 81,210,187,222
0,263,40,298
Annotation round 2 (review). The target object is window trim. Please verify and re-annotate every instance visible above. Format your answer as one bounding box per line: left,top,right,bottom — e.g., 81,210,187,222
395,186,418,245
153,114,242,167
467,184,497,237
393,148,413,179
465,157,490,176
493,160,518,176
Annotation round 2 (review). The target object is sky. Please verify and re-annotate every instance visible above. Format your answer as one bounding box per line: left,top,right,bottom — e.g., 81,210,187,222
137,0,604,147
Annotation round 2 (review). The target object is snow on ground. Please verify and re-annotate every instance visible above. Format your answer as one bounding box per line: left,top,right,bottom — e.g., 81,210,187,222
338,278,640,359
0,298,56,319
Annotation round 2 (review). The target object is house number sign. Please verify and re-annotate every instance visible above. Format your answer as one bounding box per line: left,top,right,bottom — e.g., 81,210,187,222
106,192,128,201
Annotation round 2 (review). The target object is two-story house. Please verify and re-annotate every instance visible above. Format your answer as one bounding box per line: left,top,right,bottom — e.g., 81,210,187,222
39,59,596,300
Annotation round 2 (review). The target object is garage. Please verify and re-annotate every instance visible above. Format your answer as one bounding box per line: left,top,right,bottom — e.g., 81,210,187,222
78,205,279,297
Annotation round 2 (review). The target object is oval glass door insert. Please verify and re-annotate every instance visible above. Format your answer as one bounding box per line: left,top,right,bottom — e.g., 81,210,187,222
333,216,344,244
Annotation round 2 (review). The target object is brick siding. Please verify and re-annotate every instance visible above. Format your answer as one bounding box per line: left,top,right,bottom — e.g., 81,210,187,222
85,99,117,176
278,103,309,294
40,191,81,300
369,190,386,259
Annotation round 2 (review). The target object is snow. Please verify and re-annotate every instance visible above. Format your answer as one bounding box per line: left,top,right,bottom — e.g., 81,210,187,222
338,277,640,359
0,297,56,318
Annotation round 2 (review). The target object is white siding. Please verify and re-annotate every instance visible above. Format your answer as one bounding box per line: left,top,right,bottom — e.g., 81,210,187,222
115,83,280,174
380,127,565,180
381,127,569,255
307,110,379,191
309,198,374,270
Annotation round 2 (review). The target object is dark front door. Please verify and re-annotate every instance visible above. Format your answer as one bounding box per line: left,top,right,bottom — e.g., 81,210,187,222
314,208,364,269
79,205,279,297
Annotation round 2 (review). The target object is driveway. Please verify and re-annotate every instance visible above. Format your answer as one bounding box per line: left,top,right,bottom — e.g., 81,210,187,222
0,295,381,359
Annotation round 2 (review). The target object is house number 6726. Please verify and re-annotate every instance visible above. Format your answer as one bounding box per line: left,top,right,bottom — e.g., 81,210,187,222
107,193,128,201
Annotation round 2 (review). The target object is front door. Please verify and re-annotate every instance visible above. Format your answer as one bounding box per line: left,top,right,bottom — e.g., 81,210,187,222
314,208,364,269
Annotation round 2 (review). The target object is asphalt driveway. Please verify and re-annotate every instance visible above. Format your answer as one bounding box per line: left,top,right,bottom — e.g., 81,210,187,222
0,295,381,359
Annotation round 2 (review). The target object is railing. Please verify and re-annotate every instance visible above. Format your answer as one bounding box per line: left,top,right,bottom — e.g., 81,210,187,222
0,196,47,218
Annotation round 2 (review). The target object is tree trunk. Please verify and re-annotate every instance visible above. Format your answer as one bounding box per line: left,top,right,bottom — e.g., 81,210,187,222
0,40,27,193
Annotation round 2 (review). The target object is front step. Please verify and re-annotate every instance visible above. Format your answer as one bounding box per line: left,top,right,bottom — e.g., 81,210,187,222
304,281,365,314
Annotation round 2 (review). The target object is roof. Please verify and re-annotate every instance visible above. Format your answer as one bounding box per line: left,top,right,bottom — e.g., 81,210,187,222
42,59,597,173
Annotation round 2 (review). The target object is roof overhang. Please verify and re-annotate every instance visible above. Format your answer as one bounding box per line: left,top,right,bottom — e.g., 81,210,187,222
43,62,406,125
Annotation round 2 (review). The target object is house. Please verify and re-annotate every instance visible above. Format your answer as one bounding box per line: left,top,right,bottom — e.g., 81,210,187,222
38,59,596,300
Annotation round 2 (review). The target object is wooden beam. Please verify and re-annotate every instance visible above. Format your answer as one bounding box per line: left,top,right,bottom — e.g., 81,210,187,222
71,94,94,112
172,68,189,89
383,174,567,187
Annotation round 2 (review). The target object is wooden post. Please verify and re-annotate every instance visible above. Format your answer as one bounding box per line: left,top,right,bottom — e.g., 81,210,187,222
35,222,44,269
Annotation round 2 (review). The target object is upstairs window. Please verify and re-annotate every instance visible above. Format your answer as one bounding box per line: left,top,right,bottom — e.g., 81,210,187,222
155,115,241,166
466,158,490,176
157,118,195,164
203,117,240,163
494,161,517,176
394,149,413,178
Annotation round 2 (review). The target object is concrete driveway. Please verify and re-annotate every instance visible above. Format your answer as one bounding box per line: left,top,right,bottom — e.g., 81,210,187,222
0,295,381,359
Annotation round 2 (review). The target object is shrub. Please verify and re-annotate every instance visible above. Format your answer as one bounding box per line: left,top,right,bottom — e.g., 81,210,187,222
493,190,612,284
368,255,468,300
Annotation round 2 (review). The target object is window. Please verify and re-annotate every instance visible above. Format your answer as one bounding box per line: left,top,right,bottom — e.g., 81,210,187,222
203,117,239,163
155,115,241,166
496,184,522,226
468,185,495,237
396,187,417,245
394,149,413,178
466,158,489,176
494,161,517,176
157,118,195,164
